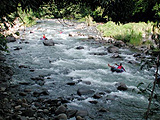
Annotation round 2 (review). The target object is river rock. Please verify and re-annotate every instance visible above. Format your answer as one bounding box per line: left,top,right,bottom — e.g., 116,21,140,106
22,108,35,117
93,93,102,99
69,32,79,37
89,100,98,104
75,110,88,117
102,37,115,43
88,35,95,39
67,82,77,86
19,92,27,96
114,40,125,48
0,55,5,62
43,39,55,46
31,76,44,81
107,46,119,53
77,88,95,96
111,53,121,58
57,113,68,120
90,52,108,56
76,46,84,50
115,82,128,91
14,46,22,50
66,109,78,118
55,105,66,115
98,108,108,112
133,53,141,57
6,36,16,42
76,116,85,120
81,81,91,85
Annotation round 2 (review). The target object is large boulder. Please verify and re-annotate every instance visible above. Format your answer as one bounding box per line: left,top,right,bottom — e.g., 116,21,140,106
107,46,119,53
43,39,55,46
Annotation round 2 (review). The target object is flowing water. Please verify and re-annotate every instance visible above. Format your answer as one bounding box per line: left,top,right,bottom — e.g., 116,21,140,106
5,20,160,120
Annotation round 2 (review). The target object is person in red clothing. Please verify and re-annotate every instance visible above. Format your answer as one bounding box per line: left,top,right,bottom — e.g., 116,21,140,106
115,63,126,72
43,34,46,39
108,63,126,72
42,34,47,40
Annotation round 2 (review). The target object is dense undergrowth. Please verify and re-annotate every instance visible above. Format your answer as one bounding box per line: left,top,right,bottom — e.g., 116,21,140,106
97,21,154,46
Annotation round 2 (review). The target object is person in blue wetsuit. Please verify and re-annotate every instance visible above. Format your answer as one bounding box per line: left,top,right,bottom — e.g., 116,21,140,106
108,63,126,73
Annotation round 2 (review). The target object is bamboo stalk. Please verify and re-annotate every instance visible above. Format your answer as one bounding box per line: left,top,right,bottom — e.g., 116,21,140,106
145,54,159,120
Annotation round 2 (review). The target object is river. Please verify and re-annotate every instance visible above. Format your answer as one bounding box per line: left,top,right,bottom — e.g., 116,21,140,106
5,19,160,120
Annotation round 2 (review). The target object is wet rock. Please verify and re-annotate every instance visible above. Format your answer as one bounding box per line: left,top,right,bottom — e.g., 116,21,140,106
76,110,88,117
90,52,108,56
66,109,78,118
128,60,138,64
41,90,49,95
33,91,41,97
22,103,30,108
115,82,128,91
31,76,44,81
89,100,98,104
111,53,122,58
29,69,35,72
102,37,115,43
19,116,28,120
107,46,119,53
77,88,95,96
114,40,125,48
81,81,91,85
36,80,45,86
98,108,108,112
76,116,85,120
15,105,21,110
133,53,141,57
0,56,5,62
69,32,79,37
0,87,6,92
67,82,76,86
57,113,67,120
19,65,28,68
88,35,95,39
43,39,55,46
43,109,49,114
55,105,66,115
6,36,16,42
93,93,102,99
25,41,29,44
76,46,84,50
22,108,35,117
33,90,49,97
19,82,30,85
19,92,27,96
14,46,22,50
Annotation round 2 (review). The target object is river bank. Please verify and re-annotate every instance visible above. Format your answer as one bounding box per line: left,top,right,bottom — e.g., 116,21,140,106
0,19,159,120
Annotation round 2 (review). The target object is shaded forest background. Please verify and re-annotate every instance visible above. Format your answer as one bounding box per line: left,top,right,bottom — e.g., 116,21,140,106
0,0,159,25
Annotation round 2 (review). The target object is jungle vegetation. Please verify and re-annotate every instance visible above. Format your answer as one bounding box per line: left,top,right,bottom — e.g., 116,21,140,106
0,0,159,52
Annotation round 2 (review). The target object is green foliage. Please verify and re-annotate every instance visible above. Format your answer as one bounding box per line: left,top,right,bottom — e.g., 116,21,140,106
85,15,93,26
0,34,8,52
97,21,152,46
